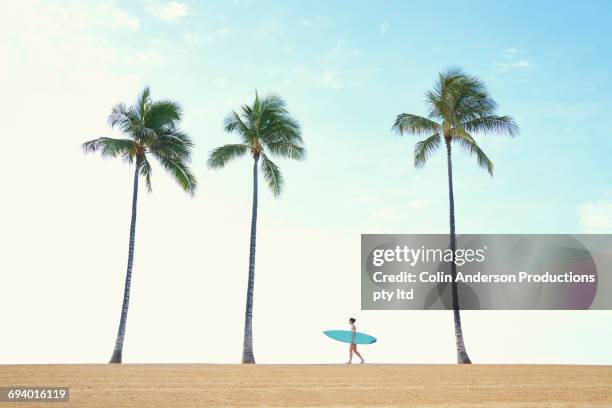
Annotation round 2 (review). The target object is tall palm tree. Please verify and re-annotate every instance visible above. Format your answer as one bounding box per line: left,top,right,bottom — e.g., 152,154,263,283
392,68,518,363
208,92,306,363
83,87,197,363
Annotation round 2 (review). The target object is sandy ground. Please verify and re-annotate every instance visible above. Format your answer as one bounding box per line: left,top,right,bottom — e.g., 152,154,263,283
0,364,611,407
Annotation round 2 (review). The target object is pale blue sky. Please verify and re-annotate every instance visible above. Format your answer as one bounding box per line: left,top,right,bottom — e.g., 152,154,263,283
1,1,611,364
89,0,612,234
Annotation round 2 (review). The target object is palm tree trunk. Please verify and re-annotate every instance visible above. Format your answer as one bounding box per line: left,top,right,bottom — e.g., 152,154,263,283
242,155,259,364
445,139,472,364
110,159,140,364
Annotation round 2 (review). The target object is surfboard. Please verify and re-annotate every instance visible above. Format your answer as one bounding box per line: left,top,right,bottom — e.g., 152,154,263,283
323,330,377,344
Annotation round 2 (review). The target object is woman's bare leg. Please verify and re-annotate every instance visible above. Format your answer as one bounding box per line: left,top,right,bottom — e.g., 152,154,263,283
354,346,364,363
347,344,355,364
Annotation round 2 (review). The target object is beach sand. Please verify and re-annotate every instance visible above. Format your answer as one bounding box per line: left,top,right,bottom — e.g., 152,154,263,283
1,364,611,407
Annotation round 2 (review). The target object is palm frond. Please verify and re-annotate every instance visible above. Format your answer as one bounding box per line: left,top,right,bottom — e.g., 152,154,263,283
260,153,283,197
85,86,198,196
395,68,517,175
82,137,136,159
455,74,487,100
254,94,300,147
425,90,445,120
392,114,440,136
156,155,197,195
266,141,306,160
224,111,255,145
107,103,130,129
453,83,497,122
261,113,303,146
414,133,442,168
107,104,144,136
137,86,151,119
429,67,465,119
130,123,157,144
253,91,261,113
207,144,249,169
150,128,194,161
452,130,494,176
146,100,182,130
464,115,519,137
441,66,466,81
258,93,287,114
213,93,306,187
139,156,153,192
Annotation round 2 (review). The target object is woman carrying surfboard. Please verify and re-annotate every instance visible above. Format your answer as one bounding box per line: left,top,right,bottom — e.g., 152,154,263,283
322,321,375,363
348,318,365,364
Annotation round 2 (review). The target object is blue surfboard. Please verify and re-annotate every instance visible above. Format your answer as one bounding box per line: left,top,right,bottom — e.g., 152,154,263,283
323,330,377,344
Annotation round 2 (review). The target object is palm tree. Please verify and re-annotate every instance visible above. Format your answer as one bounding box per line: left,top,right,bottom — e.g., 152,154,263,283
392,68,518,363
208,92,306,363
83,87,197,363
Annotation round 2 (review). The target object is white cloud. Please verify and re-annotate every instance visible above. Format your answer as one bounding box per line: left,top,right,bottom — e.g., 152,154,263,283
321,71,343,89
183,31,211,46
371,207,395,220
324,40,360,63
493,47,534,72
379,21,389,34
300,18,311,26
347,67,380,88
291,42,376,90
212,76,228,86
145,1,189,22
183,28,230,47
0,2,133,84
284,43,295,54
511,60,533,68
256,20,281,38
410,200,430,210
503,47,520,58
34,2,140,32
104,5,140,30
126,50,166,66
577,200,612,233
494,59,533,71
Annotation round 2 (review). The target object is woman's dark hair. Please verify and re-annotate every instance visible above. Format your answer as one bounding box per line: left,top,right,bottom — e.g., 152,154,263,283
349,317,356,323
